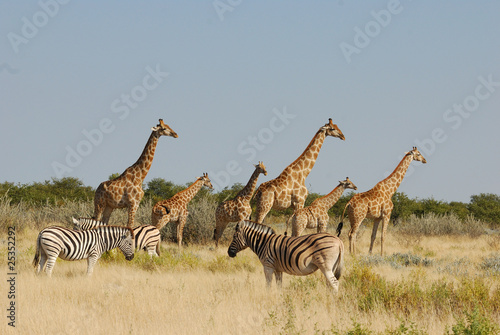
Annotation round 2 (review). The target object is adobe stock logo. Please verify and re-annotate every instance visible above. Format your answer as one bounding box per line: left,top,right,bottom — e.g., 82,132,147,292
386,74,499,179
209,107,295,190
339,0,407,64
51,64,169,178
7,0,70,54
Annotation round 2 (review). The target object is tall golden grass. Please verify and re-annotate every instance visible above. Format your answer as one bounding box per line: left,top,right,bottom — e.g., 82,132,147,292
2,197,500,334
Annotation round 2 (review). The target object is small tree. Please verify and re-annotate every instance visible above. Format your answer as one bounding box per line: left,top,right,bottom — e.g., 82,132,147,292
468,193,500,226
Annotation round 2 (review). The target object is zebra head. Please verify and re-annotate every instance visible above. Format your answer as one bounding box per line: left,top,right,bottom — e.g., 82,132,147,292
118,228,135,261
228,222,248,258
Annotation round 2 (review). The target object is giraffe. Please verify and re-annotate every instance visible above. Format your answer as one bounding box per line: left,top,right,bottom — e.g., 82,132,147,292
338,147,427,255
253,118,345,224
93,119,178,228
286,177,357,237
213,162,268,247
151,173,213,248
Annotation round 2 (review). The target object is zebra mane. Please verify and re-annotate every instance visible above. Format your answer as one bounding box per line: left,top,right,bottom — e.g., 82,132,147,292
239,220,276,235
92,225,135,239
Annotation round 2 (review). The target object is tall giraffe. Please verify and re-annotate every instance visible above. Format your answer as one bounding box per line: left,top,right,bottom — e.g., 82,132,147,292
93,119,178,227
287,177,357,237
151,173,213,248
253,118,345,223
338,147,427,255
213,162,268,246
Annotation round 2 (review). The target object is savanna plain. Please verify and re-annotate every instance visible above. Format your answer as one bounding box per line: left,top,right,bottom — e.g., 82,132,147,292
2,198,500,335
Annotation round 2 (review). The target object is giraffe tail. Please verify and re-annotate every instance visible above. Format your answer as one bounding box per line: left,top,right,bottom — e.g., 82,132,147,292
336,198,353,237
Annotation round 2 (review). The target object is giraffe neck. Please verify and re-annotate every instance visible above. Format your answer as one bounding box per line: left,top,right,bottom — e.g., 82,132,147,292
284,129,326,180
129,131,159,181
175,179,205,204
378,154,414,196
235,168,262,202
312,184,345,209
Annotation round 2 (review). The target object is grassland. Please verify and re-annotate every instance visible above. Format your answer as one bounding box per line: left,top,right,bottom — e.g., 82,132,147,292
2,214,500,335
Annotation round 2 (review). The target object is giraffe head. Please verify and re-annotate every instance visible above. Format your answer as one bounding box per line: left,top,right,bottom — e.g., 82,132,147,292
321,118,345,140
254,161,268,176
339,177,357,190
407,147,427,164
151,119,178,138
199,173,214,190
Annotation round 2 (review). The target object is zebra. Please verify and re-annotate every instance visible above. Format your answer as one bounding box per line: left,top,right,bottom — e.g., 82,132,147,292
32,225,134,276
72,217,161,257
228,220,344,292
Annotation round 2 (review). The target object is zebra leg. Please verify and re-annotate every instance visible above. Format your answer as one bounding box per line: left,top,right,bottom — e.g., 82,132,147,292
274,271,283,288
36,253,47,275
263,266,275,288
44,255,58,277
155,241,161,257
147,245,158,258
86,254,99,276
320,269,340,293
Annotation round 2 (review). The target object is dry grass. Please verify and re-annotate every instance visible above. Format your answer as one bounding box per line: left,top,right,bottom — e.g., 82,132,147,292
2,223,500,335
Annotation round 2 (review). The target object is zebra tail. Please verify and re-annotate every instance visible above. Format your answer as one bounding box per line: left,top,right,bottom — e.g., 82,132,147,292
333,240,344,280
32,232,41,267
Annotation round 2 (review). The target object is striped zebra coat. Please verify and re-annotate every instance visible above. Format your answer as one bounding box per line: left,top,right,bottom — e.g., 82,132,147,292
228,220,344,292
72,217,161,257
33,225,134,277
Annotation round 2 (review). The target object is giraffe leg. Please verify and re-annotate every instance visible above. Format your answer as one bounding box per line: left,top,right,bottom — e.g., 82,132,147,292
292,215,305,237
177,215,188,248
214,216,229,247
93,193,105,221
317,215,328,233
380,215,391,256
127,203,139,228
101,206,114,224
368,218,382,255
255,191,274,224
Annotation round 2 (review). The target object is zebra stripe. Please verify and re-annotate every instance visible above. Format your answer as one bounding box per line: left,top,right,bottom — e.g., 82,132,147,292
228,220,344,292
73,217,161,257
32,225,134,277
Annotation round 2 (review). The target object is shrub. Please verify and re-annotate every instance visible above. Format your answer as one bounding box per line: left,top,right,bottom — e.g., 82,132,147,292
394,213,484,237
161,195,218,246
447,307,500,335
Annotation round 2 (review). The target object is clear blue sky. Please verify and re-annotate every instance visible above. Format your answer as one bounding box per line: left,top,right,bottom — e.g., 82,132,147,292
1,1,499,203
